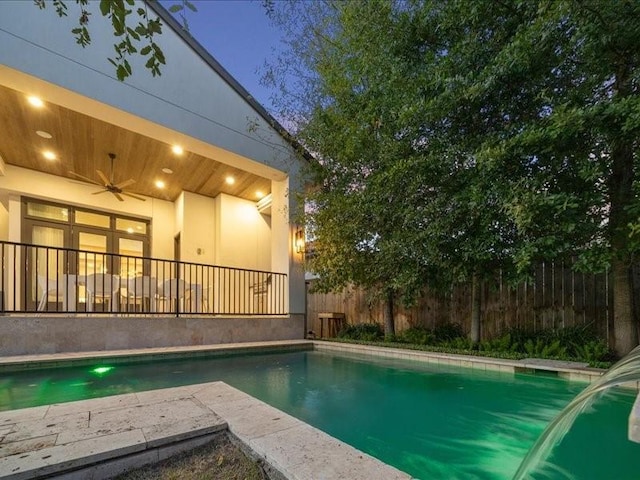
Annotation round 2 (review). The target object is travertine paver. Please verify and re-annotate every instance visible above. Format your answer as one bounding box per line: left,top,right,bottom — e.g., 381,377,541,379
0,406,49,427
0,434,57,458
5,411,89,442
45,394,139,417
0,430,147,480
249,423,410,480
142,414,226,447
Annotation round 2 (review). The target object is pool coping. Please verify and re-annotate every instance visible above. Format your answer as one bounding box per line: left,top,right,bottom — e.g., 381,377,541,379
312,340,607,383
0,340,315,371
0,339,616,480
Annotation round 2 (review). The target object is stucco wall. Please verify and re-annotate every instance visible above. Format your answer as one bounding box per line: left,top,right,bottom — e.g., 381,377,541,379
215,193,271,270
0,315,305,355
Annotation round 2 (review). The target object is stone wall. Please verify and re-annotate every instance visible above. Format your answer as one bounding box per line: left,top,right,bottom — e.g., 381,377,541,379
0,315,305,356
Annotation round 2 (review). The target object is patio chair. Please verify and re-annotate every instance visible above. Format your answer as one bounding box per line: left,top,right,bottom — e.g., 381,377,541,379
37,275,63,311
155,278,188,313
121,276,156,312
85,273,120,312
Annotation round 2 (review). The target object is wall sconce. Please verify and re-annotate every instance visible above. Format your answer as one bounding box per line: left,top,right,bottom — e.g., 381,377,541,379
295,228,305,254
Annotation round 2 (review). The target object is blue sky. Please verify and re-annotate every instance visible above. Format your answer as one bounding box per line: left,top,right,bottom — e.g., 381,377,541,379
164,0,284,114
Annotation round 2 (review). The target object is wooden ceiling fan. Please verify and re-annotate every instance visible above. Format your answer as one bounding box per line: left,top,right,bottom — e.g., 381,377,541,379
68,152,145,201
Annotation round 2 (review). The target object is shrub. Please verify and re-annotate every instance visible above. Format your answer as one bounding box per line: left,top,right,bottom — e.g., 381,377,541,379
571,339,614,363
441,336,475,350
397,326,435,345
337,323,384,341
479,333,519,353
523,338,568,359
433,322,464,342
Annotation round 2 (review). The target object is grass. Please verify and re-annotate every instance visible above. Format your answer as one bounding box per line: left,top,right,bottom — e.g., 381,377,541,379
114,433,267,480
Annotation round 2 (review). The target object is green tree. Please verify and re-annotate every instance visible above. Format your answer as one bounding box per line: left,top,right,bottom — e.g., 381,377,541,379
270,0,640,355
464,0,640,355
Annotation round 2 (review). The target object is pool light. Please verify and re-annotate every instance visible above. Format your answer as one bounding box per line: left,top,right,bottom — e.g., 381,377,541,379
90,366,114,375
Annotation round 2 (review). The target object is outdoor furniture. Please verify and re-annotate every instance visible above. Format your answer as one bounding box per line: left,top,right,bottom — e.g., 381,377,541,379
318,312,346,338
155,278,188,313
36,275,63,311
85,273,120,312
121,276,156,312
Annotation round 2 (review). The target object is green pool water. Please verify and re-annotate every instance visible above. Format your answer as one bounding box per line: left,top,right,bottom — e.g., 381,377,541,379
1,350,638,479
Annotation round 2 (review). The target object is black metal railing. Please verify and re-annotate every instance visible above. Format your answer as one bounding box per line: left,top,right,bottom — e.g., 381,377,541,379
0,240,287,316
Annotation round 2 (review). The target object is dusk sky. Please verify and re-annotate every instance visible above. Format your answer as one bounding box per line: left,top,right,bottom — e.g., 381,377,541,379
164,0,285,114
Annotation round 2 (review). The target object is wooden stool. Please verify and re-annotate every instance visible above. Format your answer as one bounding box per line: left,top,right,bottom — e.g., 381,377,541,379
318,312,346,338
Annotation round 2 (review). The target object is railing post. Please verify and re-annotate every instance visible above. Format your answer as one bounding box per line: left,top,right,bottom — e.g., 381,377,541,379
175,258,180,318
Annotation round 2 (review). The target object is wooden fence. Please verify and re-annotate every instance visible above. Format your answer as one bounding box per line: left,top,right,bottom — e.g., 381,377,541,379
306,262,640,341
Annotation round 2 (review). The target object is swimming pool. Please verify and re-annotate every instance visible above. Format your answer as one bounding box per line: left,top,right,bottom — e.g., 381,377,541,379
1,349,638,479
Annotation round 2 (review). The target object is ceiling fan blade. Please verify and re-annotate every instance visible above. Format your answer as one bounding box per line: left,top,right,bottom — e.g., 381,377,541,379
114,178,135,189
68,171,102,186
112,191,124,202
96,170,110,186
91,190,109,195
122,192,147,201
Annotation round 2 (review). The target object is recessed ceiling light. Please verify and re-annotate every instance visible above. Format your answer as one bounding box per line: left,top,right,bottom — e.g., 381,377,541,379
172,145,184,155
27,96,44,108
225,176,235,185
256,190,265,199
126,227,134,234
161,168,173,174
155,180,166,189
42,150,57,160
36,130,53,139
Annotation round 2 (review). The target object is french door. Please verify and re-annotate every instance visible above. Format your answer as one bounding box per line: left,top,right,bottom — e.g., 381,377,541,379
22,198,150,311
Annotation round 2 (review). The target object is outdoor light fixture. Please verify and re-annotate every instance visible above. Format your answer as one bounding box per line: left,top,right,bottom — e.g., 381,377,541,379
42,150,57,160
295,228,305,254
27,96,44,108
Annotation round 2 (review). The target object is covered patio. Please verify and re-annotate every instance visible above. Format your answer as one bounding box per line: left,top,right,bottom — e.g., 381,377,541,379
0,1,306,355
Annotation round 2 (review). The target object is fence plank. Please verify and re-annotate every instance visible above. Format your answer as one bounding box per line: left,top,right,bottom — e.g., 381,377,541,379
306,260,628,342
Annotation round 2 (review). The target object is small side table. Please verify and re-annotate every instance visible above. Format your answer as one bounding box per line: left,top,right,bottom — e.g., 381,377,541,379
318,312,346,338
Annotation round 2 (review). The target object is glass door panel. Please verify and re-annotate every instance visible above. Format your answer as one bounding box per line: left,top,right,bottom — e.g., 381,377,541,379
75,230,110,310
77,231,108,275
30,225,67,310
119,238,144,277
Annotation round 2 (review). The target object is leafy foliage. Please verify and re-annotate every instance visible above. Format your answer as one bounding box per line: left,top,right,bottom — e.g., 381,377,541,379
337,323,384,342
34,0,197,80
268,0,640,355
337,321,613,367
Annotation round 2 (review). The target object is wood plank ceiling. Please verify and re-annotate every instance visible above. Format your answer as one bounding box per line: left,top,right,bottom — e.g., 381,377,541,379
0,84,271,203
